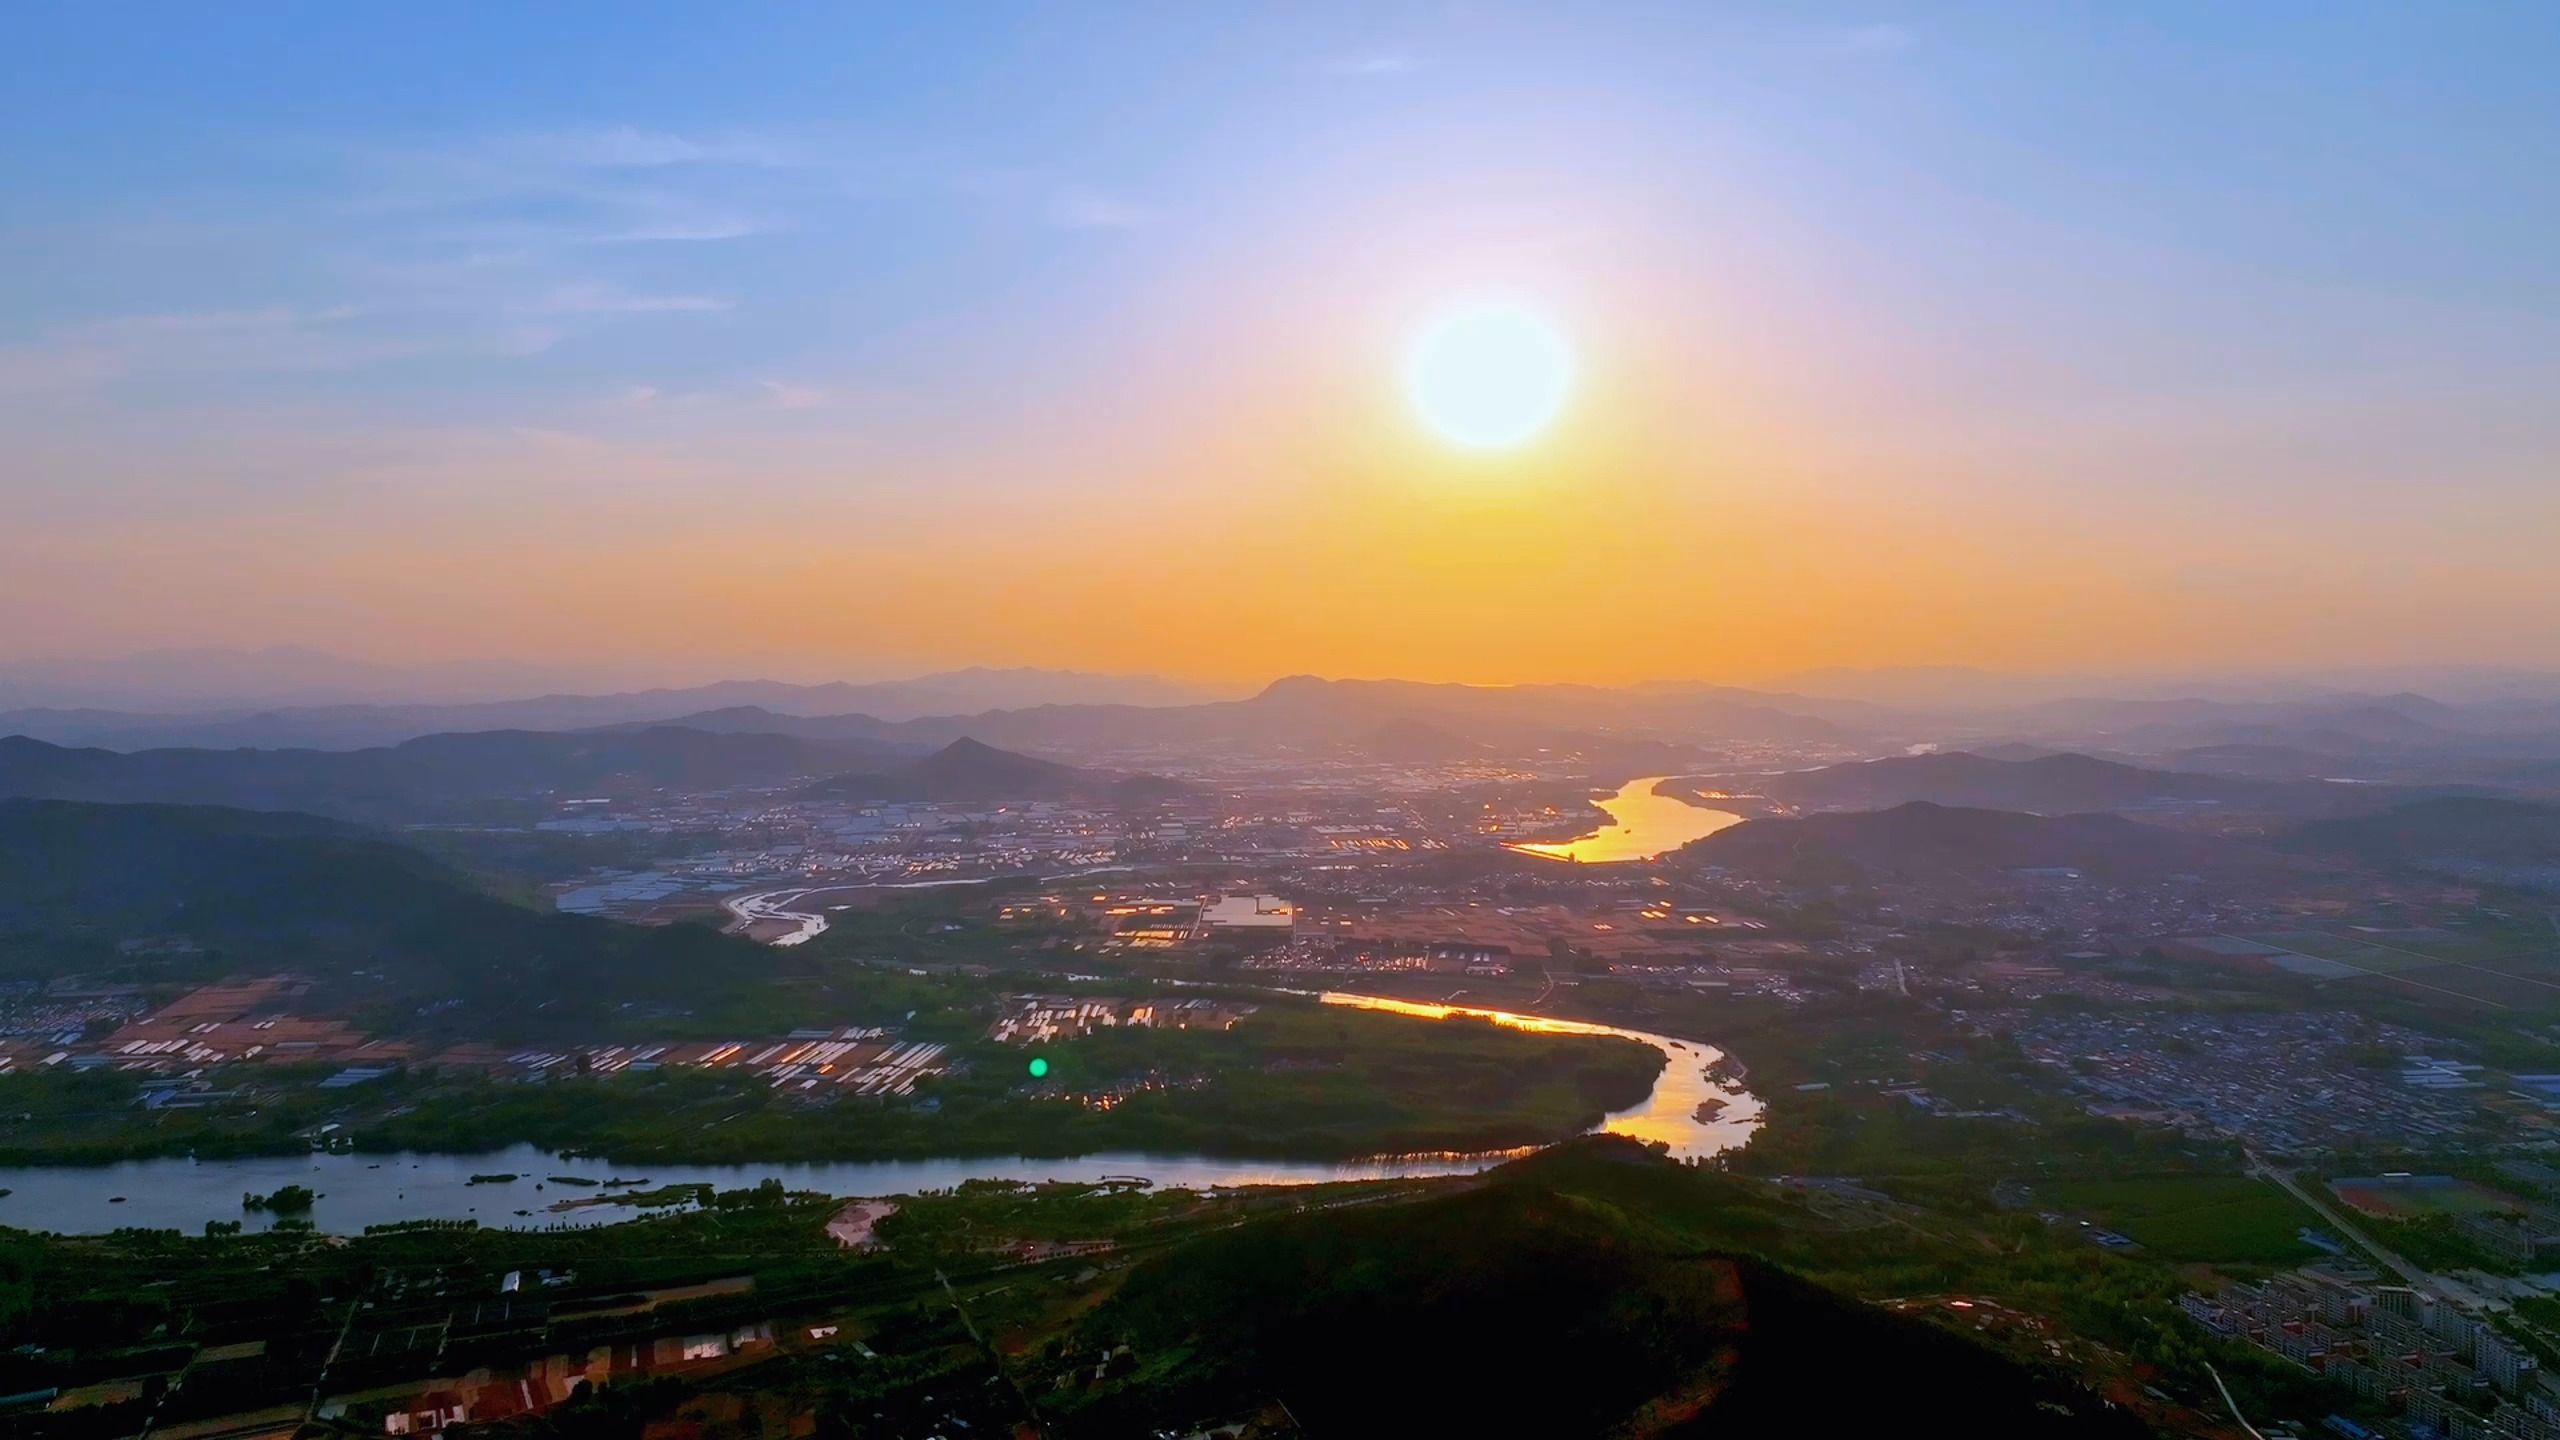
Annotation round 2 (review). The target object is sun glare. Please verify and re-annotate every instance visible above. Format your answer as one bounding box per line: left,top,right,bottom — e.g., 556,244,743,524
1405,303,1574,451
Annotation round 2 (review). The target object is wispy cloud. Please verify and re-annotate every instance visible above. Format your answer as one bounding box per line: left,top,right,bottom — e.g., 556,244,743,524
1324,51,1419,77
1802,22,1916,54
0,307,436,394
13,118,1142,413
757,379,828,410
598,379,837,414
953,169,1157,232
590,214,765,244
335,125,792,254
539,283,729,315
0,275,727,397
1049,187,1152,231
483,126,792,171
491,323,567,357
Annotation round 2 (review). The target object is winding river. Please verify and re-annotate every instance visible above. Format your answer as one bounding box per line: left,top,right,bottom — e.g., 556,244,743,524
0,994,1758,1235
1509,775,1744,863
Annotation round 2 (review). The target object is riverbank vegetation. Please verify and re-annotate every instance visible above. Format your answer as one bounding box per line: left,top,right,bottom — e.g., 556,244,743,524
0,997,1660,1168
1,1121,2361,1440
365,1001,1661,1163
2,1139,2282,1440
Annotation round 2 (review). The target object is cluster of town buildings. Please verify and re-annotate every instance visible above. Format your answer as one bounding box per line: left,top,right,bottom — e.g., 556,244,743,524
377,1323,779,1439
2185,1269,2556,1439
0,976,409,1076
2005,1009,2485,1156
428,1031,950,1098
536,776,1604,929
0,977,951,1098
985,995,1256,1046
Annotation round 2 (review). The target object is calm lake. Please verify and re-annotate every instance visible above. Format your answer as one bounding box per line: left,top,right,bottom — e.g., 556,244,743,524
1509,774,1744,863
0,994,1759,1235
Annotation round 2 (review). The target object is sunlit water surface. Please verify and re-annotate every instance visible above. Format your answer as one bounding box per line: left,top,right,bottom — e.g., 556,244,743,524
0,995,1757,1234
1509,775,1744,863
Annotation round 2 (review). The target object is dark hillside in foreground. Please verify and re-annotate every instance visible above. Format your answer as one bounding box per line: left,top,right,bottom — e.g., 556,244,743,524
1681,801,2250,883
1058,1138,2145,1438
0,799,769,1035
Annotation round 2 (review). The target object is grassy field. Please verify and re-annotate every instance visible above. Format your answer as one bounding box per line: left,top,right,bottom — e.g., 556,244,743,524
2240,926,2560,1011
2246,932,2439,974
2041,1176,2328,1264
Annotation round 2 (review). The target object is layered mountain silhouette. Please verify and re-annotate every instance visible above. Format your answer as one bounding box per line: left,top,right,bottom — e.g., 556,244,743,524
0,730,1183,821
1680,802,2250,883
2291,796,2560,882
0,665,1225,748
1738,750,2440,818
0,799,768,1034
797,736,1183,804
0,729,922,822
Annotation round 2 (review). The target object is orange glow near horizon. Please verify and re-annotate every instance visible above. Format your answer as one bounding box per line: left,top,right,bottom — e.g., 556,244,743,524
10,12,2560,685
9,232,2555,686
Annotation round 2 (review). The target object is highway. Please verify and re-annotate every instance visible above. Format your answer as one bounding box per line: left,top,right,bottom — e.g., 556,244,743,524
2247,1151,2501,1312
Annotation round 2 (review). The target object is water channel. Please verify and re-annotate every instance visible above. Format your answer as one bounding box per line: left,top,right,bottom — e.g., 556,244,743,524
1508,775,1745,863
0,994,1759,1235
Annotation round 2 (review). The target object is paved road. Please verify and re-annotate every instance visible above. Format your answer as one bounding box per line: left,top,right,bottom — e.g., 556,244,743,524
2204,1363,2266,1440
2249,1152,2501,1311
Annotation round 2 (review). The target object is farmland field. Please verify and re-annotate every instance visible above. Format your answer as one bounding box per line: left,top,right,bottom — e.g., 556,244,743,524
2246,932,2446,975
2041,1175,2327,1265
2240,927,2560,1012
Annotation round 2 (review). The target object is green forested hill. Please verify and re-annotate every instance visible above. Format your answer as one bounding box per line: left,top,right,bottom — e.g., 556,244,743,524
0,798,767,1034
0,727,913,823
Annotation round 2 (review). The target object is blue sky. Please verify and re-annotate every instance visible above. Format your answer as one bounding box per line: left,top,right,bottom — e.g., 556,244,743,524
3,3,2556,680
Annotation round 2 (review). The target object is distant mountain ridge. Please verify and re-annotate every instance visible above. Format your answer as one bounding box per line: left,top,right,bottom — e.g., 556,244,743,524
0,799,769,1035
1761,664,2560,709
16,664,2560,782
1737,749,2452,819
0,666,1228,750
1681,802,2248,883
619,675,1855,762
0,729,1179,821
0,728,925,823
2291,797,2560,888
799,736,1184,805
0,672,1863,756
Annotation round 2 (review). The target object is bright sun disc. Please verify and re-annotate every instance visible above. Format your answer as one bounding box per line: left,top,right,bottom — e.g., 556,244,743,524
1405,303,1574,450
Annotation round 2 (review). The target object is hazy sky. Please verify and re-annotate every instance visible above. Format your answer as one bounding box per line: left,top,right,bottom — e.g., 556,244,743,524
5,2,2556,685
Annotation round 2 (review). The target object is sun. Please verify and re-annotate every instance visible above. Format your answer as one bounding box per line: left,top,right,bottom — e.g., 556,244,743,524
1404,302,1575,451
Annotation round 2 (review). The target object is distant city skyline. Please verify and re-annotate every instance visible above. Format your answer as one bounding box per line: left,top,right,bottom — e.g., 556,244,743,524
6,3,2557,679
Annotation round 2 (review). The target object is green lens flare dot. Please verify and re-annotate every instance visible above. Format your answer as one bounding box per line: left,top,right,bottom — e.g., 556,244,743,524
1027,1056,1049,1079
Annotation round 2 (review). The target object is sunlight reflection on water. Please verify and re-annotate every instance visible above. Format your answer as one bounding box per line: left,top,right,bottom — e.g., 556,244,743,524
1508,775,1743,863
